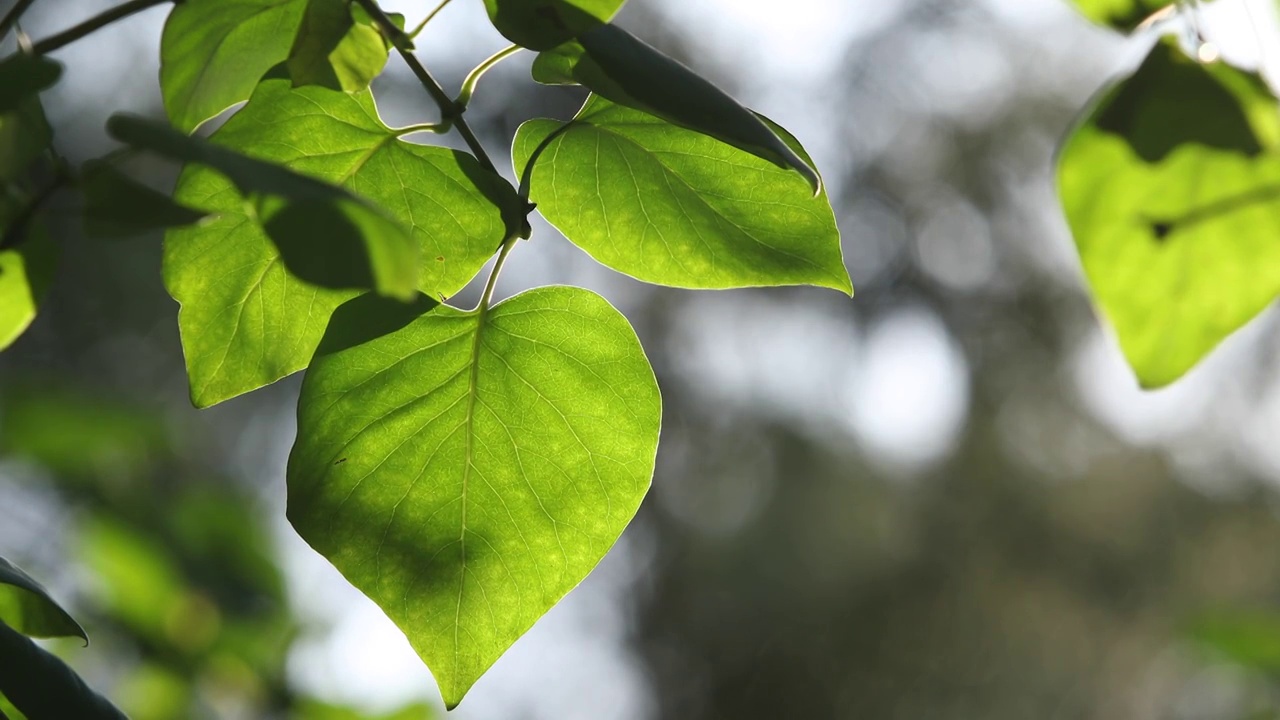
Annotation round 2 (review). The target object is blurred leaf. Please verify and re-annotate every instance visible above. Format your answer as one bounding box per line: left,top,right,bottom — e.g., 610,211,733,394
0,557,86,642
136,75,517,407
296,699,435,719
108,112,419,304
80,161,208,238
1067,0,1173,31
287,286,660,708
0,384,168,480
0,203,56,351
115,663,189,720
0,621,126,720
0,97,52,181
0,56,61,114
1190,610,1280,674
484,0,624,50
514,95,849,292
159,0,308,132
1058,39,1280,387
287,0,392,92
168,490,284,603
533,23,819,190
0,693,28,719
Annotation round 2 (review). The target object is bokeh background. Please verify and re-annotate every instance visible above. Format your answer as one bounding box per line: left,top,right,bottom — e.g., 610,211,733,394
7,0,1280,718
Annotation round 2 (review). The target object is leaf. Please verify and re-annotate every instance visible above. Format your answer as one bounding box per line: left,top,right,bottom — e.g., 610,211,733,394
80,161,208,238
116,78,519,407
0,56,61,114
287,285,661,708
0,557,85,642
1067,0,1172,31
0,208,56,352
1058,39,1280,387
0,97,52,182
107,113,420,302
484,0,625,51
532,23,819,190
513,96,850,293
286,0,393,93
160,0,308,133
0,621,126,720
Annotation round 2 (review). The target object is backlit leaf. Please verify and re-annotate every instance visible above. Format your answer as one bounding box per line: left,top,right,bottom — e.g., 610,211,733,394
288,285,661,708
513,96,849,293
483,0,625,51
1067,0,1173,31
119,77,518,407
0,204,56,352
160,0,308,132
286,0,393,93
533,23,819,189
1058,39,1280,386
0,556,85,642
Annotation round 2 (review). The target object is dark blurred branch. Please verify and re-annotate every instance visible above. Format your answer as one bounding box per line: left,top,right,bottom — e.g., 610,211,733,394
0,163,69,251
0,0,38,40
28,0,170,55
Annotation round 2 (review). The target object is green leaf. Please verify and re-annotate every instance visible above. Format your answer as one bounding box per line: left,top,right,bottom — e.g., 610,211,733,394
532,23,819,190
107,112,420,302
0,209,56,352
288,285,661,708
1067,0,1172,31
484,0,625,51
287,0,393,93
80,161,208,238
513,96,850,293
116,77,518,407
0,97,52,182
0,56,61,114
0,621,126,720
160,0,308,133
1058,39,1280,387
0,557,85,642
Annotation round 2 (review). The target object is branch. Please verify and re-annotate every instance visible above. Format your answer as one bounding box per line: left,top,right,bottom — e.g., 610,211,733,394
351,0,500,175
29,0,170,56
0,0,38,40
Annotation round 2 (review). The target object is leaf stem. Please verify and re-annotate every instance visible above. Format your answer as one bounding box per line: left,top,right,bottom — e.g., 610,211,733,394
455,45,522,111
391,121,448,137
475,234,518,312
0,0,38,41
408,0,453,39
28,0,170,55
351,0,500,175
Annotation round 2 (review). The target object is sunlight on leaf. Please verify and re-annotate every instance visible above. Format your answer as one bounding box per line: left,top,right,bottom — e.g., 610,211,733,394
0,557,85,642
288,286,660,708
514,95,849,293
1059,39,1280,386
484,0,625,50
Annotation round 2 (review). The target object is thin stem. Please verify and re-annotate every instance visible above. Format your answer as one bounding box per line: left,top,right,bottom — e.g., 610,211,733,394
392,121,448,137
351,0,499,174
408,0,453,39
29,0,169,55
474,235,518,312
456,45,521,110
0,0,38,41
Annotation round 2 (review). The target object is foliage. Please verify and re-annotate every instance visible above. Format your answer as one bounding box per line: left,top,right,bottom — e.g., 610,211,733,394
0,0,847,710
4,0,1276,712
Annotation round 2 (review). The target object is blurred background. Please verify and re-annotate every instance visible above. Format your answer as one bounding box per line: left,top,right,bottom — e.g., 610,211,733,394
7,0,1280,718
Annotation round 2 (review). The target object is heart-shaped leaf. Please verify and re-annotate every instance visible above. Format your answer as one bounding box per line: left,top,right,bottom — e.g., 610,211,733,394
483,0,625,51
514,95,850,293
0,556,85,642
112,77,519,407
1059,39,1280,386
160,0,309,132
533,23,819,190
288,285,661,708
